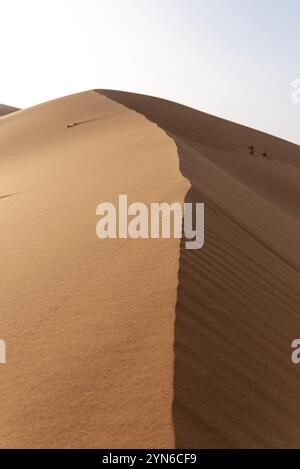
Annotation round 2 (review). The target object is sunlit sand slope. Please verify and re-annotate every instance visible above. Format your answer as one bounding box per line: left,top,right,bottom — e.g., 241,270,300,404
0,90,188,448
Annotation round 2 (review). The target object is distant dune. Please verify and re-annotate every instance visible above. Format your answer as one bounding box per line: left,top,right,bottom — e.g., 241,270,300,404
0,104,19,117
1,90,300,448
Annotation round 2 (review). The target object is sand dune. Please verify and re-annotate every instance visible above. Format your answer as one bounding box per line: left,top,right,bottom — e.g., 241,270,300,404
1,90,300,448
0,104,19,117
97,91,300,448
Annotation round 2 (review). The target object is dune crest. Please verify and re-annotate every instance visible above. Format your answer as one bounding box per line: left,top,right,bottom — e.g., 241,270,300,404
97,90,300,448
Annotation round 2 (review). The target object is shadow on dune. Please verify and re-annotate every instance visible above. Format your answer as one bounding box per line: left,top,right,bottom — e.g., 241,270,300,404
173,146,300,448
97,90,300,448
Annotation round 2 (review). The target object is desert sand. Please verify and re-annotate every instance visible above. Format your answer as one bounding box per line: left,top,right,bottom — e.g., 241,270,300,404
1,90,300,448
0,104,18,117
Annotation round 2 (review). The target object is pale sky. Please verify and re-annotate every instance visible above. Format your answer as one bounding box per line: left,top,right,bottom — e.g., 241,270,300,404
0,0,299,144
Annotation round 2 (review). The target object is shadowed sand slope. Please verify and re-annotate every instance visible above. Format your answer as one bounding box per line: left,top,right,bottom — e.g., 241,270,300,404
98,90,300,448
0,104,19,117
1,89,300,448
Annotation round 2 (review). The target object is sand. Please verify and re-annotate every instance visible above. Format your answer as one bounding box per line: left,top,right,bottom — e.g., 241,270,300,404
0,104,18,117
1,90,300,448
